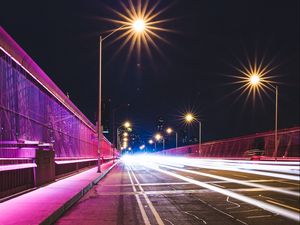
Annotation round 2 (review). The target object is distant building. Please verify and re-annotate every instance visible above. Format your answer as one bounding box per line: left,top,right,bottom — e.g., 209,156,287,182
156,116,165,131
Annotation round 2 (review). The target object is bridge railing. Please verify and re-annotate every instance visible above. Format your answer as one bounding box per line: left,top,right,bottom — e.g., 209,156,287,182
0,27,118,198
157,127,300,159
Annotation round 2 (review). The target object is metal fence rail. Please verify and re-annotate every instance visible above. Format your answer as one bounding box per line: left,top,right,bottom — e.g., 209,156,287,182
159,127,300,158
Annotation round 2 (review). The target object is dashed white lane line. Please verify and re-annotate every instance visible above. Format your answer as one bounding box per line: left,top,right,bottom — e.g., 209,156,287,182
129,166,165,225
127,169,151,225
246,215,272,219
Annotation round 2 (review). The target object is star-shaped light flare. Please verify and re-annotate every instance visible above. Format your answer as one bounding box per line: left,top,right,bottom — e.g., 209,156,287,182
102,0,174,59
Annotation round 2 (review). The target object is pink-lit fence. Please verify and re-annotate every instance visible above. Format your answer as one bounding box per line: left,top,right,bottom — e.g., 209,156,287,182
0,27,118,160
159,127,300,158
0,27,118,197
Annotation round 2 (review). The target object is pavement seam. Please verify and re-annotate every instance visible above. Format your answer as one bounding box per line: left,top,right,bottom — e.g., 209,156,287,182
40,162,118,225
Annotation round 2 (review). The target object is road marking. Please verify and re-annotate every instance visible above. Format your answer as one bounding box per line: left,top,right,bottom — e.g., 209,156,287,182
102,179,280,187
95,187,297,196
246,215,272,219
226,196,241,209
129,166,165,225
183,211,207,224
230,209,260,214
266,200,300,212
145,163,300,222
127,169,151,225
197,198,248,225
164,219,175,225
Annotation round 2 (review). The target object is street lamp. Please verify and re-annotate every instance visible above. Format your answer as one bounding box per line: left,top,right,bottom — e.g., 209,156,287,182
155,133,165,150
132,19,145,33
148,139,155,151
185,113,201,156
117,121,131,151
112,103,130,151
248,74,279,159
97,1,171,172
166,127,178,149
123,121,131,128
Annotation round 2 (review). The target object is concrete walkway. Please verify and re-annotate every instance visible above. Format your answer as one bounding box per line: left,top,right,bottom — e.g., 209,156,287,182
0,161,118,225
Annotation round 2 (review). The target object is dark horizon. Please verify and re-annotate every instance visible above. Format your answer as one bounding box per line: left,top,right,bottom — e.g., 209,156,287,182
1,0,299,144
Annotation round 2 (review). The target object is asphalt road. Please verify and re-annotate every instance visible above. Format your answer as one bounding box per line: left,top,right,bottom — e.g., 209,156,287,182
55,157,300,225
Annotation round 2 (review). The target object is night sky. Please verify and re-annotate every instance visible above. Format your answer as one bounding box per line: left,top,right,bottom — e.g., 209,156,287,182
1,0,299,144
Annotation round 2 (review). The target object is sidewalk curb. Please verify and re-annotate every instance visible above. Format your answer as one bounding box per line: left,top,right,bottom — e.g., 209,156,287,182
40,161,119,225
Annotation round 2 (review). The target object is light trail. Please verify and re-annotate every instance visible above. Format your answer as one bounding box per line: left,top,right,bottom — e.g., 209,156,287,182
122,155,300,181
141,161,300,222
156,164,300,197
139,156,300,181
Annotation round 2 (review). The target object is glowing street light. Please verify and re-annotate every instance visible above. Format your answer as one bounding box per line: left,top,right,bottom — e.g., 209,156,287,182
97,1,171,172
247,73,279,159
166,127,178,149
117,121,132,151
123,121,131,128
185,113,194,123
185,113,202,156
155,133,165,150
166,128,172,134
249,74,260,86
132,19,145,33
148,139,154,144
155,133,162,141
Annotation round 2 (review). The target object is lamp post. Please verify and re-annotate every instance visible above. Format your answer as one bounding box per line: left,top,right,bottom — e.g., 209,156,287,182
248,74,279,159
112,103,130,152
116,121,131,151
185,113,201,156
166,127,178,149
97,21,146,173
148,139,154,151
155,133,165,150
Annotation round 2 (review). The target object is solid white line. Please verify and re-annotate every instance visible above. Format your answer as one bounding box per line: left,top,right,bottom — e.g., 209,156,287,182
129,166,165,225
127,169,151,225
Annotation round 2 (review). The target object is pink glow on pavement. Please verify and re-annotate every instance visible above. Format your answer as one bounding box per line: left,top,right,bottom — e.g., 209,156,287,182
0,161,116,225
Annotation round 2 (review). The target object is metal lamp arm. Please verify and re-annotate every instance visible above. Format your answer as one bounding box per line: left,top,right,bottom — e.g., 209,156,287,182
102,25,126,42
